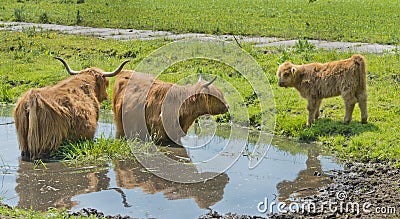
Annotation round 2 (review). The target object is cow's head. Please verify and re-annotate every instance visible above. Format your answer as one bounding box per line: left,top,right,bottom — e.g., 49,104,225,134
193,72,229,115
54,57,130,102
277,61,298,88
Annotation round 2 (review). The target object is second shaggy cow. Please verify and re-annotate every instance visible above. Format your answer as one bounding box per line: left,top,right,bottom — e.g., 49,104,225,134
112,71,229,144
277,54,368,127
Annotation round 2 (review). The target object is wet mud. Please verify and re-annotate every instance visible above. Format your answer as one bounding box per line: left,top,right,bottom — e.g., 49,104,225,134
268,162,400,219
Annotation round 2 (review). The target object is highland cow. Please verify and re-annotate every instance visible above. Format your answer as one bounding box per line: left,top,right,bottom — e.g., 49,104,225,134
112,71,229,144
277,54,367,127
14,57,130,161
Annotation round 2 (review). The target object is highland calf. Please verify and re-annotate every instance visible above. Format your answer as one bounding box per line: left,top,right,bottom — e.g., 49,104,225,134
112,71,229,144
14,57,130,161
277,54,367,127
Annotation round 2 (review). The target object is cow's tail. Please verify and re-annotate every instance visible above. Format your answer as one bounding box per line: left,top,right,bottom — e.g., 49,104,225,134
352,54,367,92
14,93,30,160
112,78,128,138
25,91,68,160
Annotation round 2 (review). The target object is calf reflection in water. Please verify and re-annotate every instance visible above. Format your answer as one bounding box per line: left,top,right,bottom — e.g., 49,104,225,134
277,148,332,202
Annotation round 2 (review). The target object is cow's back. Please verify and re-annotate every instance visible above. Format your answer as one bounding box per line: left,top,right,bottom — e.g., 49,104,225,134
113,71,158,140
14,74,103,160
47,75,101,140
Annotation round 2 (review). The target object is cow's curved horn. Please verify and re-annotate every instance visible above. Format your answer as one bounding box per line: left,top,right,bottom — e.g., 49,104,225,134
54,57,79,75
102,60,131,77
202,76,217,88
198,69,203,82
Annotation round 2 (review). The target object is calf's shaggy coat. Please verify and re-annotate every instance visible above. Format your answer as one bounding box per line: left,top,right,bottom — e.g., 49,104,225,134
14,57,130,160
277,54,368,127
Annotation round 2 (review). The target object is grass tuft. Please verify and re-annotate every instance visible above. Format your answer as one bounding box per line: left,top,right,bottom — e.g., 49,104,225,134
0,0,399,44
55,137,132,163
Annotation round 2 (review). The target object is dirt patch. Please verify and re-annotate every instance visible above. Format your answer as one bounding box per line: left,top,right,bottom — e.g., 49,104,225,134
268,162,400,219
69,208,140,219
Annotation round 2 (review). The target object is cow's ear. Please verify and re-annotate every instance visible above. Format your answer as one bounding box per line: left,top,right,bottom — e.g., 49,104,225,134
291,67,297,74
95,74,107,85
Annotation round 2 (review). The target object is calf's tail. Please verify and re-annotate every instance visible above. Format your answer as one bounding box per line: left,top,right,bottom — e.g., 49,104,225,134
352,54,367,91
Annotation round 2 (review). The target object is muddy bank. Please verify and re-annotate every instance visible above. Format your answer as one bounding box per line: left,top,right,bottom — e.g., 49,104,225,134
268,162,400,219
1,21,399,53
69,208,137,219
68,208,265,219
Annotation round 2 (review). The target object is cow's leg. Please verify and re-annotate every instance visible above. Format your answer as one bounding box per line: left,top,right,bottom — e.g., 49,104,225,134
306,99,318,127
357,92,368,124
342,93,357,124
21,151,31,161
314,99,322,120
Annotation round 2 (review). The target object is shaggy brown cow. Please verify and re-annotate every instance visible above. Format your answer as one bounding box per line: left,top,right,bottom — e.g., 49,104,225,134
112,70,229,143
14,57,130,161
277,54,367,127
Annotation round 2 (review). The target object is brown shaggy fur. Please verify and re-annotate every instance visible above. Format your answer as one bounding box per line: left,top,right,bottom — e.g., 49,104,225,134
112,71,229,143
14,68,111,161
277,54,368,127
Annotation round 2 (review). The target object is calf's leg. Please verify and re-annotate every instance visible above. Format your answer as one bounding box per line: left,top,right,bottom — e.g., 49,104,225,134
314,99,322,119
306,99,319,127
342,93,357,124
357,92,368,124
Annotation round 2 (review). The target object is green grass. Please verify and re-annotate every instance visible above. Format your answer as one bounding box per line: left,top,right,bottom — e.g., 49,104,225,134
54,138,133,163
53,137,158,164
0,204,99,218
0,29,167,108
1,29,399,164
0,0,399,44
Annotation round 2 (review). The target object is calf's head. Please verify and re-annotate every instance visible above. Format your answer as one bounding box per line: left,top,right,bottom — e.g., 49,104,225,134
276,61,298,88
54,57,130,101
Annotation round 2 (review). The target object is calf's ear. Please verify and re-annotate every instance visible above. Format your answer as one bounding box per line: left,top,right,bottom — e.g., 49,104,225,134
291,67,297,74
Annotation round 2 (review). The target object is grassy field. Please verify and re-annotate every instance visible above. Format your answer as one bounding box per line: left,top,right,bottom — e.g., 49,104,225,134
0,204,99,218
0,0,399,45
0,29,166,109
1,29,399,164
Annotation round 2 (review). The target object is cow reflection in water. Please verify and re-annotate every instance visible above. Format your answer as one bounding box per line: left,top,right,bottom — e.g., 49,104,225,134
15,147,228,211
16,160,110,211
277,148,332,202
113,147,229,209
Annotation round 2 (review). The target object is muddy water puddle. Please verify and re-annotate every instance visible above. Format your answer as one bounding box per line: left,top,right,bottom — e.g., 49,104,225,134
0,105,342,218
